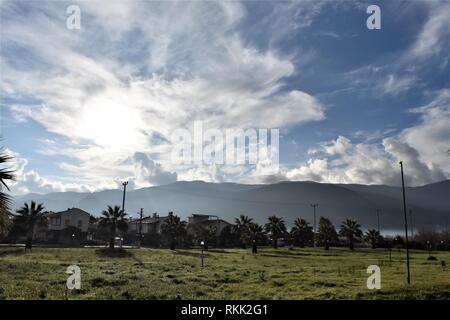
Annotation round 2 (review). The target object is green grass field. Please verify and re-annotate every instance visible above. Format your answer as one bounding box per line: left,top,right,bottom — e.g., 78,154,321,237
0,246,449,300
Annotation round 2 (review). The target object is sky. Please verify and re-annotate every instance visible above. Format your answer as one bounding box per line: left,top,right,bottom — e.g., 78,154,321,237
0,0,449,195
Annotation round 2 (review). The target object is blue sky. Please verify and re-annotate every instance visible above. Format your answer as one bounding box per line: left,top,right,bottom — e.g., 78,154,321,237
0,0,449,194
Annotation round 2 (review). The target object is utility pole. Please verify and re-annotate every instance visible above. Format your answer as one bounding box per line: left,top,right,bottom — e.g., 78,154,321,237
121,181,128,214
376,209,381,233
409,209,414,239
138,208,143,248
400,161,411,285
311,204,318,248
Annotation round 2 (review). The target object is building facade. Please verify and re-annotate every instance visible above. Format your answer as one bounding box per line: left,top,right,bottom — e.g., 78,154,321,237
33,208,91,244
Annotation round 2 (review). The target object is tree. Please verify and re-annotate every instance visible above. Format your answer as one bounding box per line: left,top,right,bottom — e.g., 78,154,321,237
0,151,14,239
14,201,47,250
317,217,338,250
161,212,186,250
248,222,266,245
233,215,253,249
99,205,128,249
364,229,382,249
290,218,313,247
192,225,217,249
89,214,98,224
339,219,363,250
218,225,240,248
392,235,405,248
264,215,287,248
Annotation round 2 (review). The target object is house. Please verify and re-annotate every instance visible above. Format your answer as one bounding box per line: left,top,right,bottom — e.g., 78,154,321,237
47,208,90,232
128,212,171,235
187,214,231,236
33,208,91,244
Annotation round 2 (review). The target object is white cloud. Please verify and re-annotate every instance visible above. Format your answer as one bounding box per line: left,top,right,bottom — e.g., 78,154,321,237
285,159,328,182
401,89,450,176
1,1,324,191
19,170,95,194
382,74,418,96
3,149,96,195
262,91,449,186
129,152,177,187
178,165,226,183
2,1,447,191
276,135,445,186
410,2,450,59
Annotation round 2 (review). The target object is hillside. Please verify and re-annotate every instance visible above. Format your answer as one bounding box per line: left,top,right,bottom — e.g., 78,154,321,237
13,180,450,231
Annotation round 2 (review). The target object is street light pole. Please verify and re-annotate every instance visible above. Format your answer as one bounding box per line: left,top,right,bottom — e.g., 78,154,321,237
376,209,381,233
311,204,318,248
138,208,143,248
121,181,128,214
399,161,411,285
200,241,205,268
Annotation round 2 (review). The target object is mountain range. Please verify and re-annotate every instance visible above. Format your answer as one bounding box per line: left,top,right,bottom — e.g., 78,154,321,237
13,180,450,232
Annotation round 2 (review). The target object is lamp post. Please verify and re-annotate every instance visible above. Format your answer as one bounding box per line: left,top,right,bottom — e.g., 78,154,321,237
311,204,318,248
376,209,381,233
200,241,205,267
409,209,414,238
138,208,143,248
388,242,392,263
121,181,128,214
399,161,411,284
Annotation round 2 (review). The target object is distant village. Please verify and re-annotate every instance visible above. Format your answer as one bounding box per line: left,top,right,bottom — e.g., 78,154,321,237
3,206,449,251
4,207,232,247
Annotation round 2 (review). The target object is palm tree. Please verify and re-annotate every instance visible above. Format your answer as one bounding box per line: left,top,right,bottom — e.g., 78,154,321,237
248,222,265,244
99,205,128,249
14,201,47,250
364,229,382,249
290,218,313,247
161,212,187,250
339,219,363,250
0,151,14,239
233,215,253,248
317,217,338,250
264,215,287,248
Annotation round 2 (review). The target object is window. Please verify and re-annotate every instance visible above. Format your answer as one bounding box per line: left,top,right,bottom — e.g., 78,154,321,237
51,216,61,226
77,220,83,228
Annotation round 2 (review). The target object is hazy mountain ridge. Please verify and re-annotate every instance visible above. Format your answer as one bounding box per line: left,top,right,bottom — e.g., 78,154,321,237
13,180,450,230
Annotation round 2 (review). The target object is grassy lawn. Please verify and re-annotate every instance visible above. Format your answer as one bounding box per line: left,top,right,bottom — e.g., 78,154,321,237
0,246,449,300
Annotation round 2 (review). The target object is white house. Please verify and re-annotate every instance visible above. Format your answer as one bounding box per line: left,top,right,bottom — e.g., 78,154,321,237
32,208,91,243
47,208,90,232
